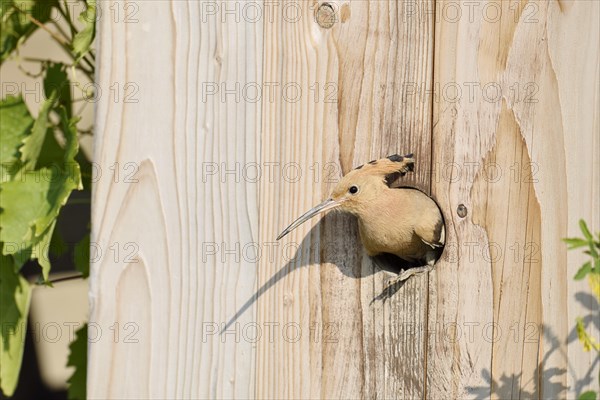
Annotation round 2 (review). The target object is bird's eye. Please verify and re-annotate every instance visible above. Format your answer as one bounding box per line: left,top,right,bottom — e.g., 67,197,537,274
349,185,359,194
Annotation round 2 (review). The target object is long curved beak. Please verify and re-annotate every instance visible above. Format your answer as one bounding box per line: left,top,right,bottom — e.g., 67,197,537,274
276,198,341,240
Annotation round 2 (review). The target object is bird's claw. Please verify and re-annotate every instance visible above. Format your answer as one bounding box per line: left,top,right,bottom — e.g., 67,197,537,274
385,264,434,287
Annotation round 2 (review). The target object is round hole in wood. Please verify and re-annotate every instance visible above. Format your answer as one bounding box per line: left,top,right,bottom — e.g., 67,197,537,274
371,190,446,280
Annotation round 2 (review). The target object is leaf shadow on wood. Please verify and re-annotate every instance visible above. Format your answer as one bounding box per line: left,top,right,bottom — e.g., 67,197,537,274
466,325,569,399
574,291,600,313
221,212,418,333
567,291,600,394
570,292,600,338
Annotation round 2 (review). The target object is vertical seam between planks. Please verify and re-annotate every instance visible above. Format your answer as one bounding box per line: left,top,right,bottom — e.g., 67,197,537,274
424,0,437,398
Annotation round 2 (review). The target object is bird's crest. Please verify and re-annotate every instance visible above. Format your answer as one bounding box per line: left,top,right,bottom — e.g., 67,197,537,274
351,154,414,185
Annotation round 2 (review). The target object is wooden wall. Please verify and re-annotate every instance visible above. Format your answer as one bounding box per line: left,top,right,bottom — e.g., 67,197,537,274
89,1,599,398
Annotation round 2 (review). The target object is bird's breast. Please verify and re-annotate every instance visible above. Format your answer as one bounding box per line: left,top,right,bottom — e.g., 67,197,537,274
357,217,424,258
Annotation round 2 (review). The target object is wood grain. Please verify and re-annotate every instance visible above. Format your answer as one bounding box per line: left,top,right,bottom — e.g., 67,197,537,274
89,1,262,398
89,0,599,398
428,1,599,398
256,0,434,398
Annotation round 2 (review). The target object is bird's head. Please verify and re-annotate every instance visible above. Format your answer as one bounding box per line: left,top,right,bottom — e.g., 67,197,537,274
276,154,414,240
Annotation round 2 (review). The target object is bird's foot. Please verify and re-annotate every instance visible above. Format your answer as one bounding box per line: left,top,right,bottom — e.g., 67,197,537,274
385,264,434,287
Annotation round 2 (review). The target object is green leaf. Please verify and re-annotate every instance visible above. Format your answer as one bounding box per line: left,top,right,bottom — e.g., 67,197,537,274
36,128,65,169
0,168,70,244
588,241,599,260
72,0,96,62
580,220,594,241
74,233,89,278
76,150,92,192
575,261,593,280
1,107,82,279
563,237,589,249
67,323,87,400
1,107,82,238
18,63,72,171
0,253,32,397
0,96,33,182
0,0,54,64
33,220,56,282
19,92,56,170
44,62,72,119
59,109,82,178
579,390,598,400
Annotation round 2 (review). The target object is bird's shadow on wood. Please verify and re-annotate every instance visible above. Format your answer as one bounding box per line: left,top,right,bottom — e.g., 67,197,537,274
221,213,421,333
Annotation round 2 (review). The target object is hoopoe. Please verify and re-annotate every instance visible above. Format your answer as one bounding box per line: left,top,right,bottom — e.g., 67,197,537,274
277,154,445,284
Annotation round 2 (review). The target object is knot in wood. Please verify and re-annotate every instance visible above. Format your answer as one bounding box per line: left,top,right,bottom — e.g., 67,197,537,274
316,3,336,29
283,292,294,306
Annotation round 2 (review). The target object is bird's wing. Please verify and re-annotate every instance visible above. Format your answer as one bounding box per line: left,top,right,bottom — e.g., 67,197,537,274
415,217,445,249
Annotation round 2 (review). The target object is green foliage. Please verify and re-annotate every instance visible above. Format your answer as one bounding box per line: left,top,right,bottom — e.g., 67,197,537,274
0,97,82,279
0,253,32,397
580,391,598,400
72,0,96,62
565,220,600,400
67,324,87,400
564,220,600,280
0,96,31,183
576,317,600,353
0,0,94,396
0,0,55,64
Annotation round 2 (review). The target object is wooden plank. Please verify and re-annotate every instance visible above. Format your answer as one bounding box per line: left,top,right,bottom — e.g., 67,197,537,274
428,1,599,398
543,2,600,397
88,0,599,398
256,0,434,398
88,1,262,397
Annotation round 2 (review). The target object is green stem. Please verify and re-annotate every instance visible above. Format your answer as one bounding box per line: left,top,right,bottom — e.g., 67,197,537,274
59,0,77,38
41,273,85,285
51,20,71,43
79,54,95,74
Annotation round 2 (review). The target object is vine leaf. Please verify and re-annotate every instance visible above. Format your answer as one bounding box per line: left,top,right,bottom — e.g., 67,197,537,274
0,253,32,397
34,220,56,282
0,105,82,278
0,96,32,182
67,323,87,400
19,61,72,170
0,0,55,64
18,91,56,170
44,62,72,119
72,0,96,62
